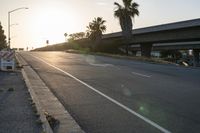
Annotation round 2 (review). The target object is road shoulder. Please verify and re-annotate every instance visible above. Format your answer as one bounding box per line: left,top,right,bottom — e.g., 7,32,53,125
16,52,85,133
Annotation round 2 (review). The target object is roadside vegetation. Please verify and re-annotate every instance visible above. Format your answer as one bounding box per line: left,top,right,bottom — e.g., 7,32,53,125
0,22,7,50
34,0,138,54
86,17,106,51
33,0,190,66
114,0,139,55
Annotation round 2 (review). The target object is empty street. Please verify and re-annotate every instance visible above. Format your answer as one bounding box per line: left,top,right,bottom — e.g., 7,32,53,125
19,51,200,133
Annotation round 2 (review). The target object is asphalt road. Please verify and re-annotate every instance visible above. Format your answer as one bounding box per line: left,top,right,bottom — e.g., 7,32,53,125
19,51,200,133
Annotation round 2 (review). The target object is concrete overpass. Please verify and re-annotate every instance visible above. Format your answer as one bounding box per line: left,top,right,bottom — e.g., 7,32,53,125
103,18,200,66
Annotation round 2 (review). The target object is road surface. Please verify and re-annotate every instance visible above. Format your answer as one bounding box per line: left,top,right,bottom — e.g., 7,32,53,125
19,52,200,133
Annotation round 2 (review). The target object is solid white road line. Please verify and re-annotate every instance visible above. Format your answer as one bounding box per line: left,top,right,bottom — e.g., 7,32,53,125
132,71,152,78
28,53,171,133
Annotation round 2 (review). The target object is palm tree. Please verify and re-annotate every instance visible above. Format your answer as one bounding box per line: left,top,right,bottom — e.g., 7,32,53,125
114,0,139,55
86,17,106,51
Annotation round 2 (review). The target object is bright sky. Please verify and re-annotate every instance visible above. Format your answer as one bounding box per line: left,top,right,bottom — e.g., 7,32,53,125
0,0,200,49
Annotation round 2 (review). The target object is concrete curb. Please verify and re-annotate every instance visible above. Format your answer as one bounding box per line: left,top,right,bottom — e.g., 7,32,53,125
16,52,53,133
16,52,85,133
22,69,53,133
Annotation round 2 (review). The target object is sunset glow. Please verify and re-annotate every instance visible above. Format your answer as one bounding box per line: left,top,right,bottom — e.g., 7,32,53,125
0,0,200,49
30,7,80,45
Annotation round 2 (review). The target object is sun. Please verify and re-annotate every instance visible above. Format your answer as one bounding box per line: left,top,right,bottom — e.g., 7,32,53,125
30,6,80,45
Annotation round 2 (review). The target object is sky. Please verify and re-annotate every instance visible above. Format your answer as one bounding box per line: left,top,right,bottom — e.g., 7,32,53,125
0,0,200,49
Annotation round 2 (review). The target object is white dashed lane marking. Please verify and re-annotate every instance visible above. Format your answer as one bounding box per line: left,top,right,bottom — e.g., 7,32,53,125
132,71,152,78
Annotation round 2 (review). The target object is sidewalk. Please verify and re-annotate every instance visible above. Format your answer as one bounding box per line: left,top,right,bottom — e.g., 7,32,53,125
0,70,42,133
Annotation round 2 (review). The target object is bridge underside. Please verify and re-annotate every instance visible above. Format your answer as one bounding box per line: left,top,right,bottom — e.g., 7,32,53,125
103,25,200,66
130,42,200,67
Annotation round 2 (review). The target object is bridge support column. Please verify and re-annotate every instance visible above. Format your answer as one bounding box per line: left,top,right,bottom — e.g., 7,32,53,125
140,43,152,57
193,49,200,67
131,50,137,56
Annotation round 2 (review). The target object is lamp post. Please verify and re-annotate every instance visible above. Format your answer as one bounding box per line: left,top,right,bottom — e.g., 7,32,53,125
8,7,28,49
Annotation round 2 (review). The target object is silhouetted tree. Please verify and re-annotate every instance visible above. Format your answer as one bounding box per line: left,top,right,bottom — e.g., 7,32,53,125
114,0,139,55
68,32,86,41
0,22,7,50
46,40,49,46
86,17,106,51
64,33,68,42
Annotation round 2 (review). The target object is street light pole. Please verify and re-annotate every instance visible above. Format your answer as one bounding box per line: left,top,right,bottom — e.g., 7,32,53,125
8,7,28,49
8,11,10,49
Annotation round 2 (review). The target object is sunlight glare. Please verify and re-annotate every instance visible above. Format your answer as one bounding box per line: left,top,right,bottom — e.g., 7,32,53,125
30,6,80,45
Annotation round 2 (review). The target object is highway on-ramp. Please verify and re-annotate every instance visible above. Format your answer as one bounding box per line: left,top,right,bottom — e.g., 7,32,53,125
19,52,200,133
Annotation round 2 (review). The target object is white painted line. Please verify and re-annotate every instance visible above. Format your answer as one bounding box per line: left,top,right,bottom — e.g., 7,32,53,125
29,54,171,133
89,63,114,67
132,72,152,78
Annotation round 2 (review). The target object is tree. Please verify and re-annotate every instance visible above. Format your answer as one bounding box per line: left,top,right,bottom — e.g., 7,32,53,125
46,40,49,46
64,33,68,42
68,32,86,41
114,0,139,55
86,17,106,51
0,22,7,50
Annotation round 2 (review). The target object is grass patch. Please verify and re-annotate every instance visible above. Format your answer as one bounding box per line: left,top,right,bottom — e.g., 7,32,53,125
67,48,90,54
32,104,38,113
15,56,23,69
28,98,33,102
36,119,43,125
30,102,35,106
44,111,59,129
8,87,14,92
66,50,175,65
35,113,40,118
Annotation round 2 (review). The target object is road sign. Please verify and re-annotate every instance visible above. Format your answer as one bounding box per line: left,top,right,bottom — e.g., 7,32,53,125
0,50,15,71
